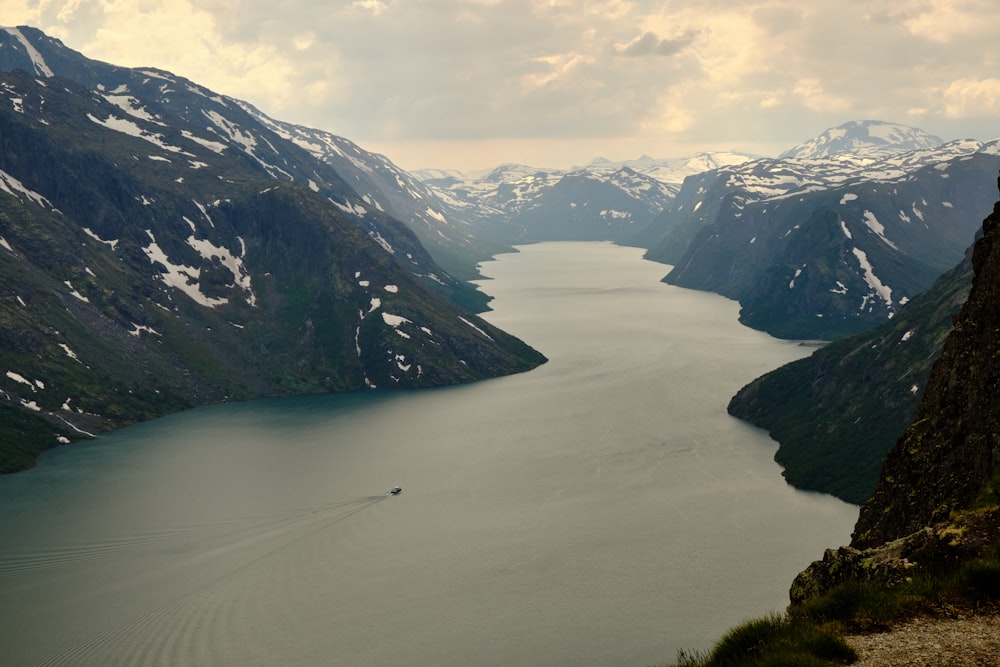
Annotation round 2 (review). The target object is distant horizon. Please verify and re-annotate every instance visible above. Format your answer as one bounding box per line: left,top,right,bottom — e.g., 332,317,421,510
381,121,989,176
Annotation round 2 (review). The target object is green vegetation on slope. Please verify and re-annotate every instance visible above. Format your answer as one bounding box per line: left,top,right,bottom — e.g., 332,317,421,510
727,249,972,505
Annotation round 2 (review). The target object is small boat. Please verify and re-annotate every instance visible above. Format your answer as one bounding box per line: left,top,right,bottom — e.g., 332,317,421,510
389,486,402,495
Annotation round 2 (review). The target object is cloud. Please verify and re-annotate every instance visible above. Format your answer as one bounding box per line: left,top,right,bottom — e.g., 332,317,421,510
941,78,1000,118
903,0,992,43
615,30,697,57
349,0,389,17
3,0,999,170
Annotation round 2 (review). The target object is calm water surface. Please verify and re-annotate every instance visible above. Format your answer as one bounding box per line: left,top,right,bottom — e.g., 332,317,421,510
0,242,857,666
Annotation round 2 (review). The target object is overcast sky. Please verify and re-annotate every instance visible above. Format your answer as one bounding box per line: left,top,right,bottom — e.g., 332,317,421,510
5,0,1000,172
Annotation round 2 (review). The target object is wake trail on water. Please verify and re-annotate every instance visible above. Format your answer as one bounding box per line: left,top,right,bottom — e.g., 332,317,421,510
0,496,384,581
27,495,389,667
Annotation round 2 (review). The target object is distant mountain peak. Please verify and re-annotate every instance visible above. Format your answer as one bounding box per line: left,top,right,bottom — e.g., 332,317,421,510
780,120,944,160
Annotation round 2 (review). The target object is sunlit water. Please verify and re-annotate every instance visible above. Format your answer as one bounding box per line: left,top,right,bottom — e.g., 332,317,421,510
0,242,857,667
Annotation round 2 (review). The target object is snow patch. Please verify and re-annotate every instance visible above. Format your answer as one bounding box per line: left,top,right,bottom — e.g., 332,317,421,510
86,113,189,154
82,227,119,250
129,323,162,337
63,281,89,303
382,312,411,328
59,343,81,362
4,27,53,76
852,247,893,307
181,130,227,153
789,267,802,289
458,315,494,341
6,370,35,389
0,169,53,208
840,219,853,239
861,210,898,250
142,230,227,308
102,94,162,124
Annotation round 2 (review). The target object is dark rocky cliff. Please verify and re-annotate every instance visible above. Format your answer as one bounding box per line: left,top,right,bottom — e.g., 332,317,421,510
851,175,1000,549
790,174,1000,603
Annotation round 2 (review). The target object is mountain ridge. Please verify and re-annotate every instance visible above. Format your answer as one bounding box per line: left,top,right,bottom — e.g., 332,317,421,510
645,138,1000,339
0,30,546,473
779,120,945,160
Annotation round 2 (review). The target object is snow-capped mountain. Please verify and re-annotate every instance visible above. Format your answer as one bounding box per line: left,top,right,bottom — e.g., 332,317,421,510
646,133,1000,339
417,154,756,244
580,152,759,184
0,26,494,306
241,104,503,284
779,120,943,160
0,26,545,471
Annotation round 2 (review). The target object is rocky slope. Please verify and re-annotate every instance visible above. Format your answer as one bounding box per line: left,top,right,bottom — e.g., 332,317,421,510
789,173,1000,602
0,34,546,473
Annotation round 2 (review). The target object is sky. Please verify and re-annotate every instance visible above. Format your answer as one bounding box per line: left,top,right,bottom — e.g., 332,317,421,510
4,0,1000,173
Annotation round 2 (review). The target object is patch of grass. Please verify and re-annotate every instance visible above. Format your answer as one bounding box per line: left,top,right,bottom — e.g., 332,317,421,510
792,580,910,632
660,613,855,667
957,544,1000,601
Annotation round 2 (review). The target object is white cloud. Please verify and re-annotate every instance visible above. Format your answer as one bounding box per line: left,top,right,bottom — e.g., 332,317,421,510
941,78,1000,118
903,0,991,43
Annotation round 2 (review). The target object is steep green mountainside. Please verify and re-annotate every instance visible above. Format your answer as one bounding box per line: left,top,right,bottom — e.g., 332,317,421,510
727,244,973,505
0,68,545,474
851,178,1000,548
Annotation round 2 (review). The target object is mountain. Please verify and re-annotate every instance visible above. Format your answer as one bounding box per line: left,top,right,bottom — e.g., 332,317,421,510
727,238,974,505
579,151,759,184
0,26,494,308
420,163,675,244
779,120,944,160
851,176,1000,548
645,133,1000,340
788,177,1000,609
241,104,511,287
0,27,546,473
416,152,756,245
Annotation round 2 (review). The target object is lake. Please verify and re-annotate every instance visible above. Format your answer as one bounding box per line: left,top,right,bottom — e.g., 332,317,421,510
0,242,858,666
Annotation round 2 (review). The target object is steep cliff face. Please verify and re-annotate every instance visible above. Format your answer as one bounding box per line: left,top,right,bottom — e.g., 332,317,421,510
851,176,1000,549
